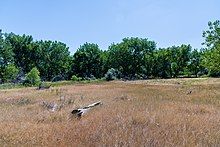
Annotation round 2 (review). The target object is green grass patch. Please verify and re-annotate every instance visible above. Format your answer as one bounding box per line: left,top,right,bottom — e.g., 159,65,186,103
43,79,105,87
0,83,24,90
0,79,105,90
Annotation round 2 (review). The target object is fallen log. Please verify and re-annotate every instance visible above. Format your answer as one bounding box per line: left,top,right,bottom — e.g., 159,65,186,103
71,101,102,118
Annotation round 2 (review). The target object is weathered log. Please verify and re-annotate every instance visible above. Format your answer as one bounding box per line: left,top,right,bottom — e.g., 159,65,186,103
71,101,102,118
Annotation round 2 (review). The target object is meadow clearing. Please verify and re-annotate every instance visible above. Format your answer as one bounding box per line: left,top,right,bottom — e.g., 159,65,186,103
0,78,220,146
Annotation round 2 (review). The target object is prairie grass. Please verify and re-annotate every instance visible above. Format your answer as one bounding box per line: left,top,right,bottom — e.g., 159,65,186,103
0,78,220,146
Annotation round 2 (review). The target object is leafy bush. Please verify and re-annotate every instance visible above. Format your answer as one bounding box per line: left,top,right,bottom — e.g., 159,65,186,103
105,68,121,81
3,64,19,83
24,67,41,86
90,75,96,80
71,75,82,81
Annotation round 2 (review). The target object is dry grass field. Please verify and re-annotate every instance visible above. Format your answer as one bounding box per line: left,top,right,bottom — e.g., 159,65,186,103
0,78,220,146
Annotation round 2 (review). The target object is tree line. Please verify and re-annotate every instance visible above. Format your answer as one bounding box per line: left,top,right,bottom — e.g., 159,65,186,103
0,20,219,85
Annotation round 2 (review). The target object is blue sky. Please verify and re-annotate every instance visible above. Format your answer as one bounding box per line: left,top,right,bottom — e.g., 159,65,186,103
0,0,219,53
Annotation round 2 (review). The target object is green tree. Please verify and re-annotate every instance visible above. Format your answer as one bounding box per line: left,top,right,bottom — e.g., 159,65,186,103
0,31,14,66
107,37,156,78
5,33,36,73
202,20,220,76
166,45,191,77
107,43,131,76
34,41,72,81
152,49,171,78
0,30,15,83
3,64,19,83
4,33,72,82
187,49,202,77
72,43,103,79
24,67,41,86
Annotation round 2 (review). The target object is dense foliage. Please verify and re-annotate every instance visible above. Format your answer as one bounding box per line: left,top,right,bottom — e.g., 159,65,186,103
0,20,219,84
24,67,41,86
107,37,156,79
202,20,220,76
72,43,104,79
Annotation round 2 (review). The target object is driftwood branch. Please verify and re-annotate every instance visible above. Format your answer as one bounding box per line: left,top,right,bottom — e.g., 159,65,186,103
71,101,102,118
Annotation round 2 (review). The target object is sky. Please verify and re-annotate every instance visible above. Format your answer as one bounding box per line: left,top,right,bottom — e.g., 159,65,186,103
0,0,219,53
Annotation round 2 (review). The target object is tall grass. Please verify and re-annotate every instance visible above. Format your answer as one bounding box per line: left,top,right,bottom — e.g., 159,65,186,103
0,78,220,146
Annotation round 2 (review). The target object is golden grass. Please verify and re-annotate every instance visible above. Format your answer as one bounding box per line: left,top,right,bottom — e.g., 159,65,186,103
0,78,220,146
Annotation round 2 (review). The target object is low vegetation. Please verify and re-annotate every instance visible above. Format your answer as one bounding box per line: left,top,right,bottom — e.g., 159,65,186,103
0,78,220,146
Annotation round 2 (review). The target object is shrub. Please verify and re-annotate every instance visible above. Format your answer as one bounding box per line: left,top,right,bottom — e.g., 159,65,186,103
3,64,19,83
24,67,41,86
89,75,96,80
208,70,220,77
105,68,121,81
71,75,82,81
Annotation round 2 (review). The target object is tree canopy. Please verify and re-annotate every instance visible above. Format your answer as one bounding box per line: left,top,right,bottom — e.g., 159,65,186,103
107,37,156,79
72,42,103,79
0,20,219,84
202,20,220,76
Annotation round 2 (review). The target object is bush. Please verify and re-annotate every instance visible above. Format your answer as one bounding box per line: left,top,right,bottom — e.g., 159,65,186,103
3,64,19,83
24,67,41,86
89,75,96,80
208,70,220,77
71,75,82,81
105,68,121,81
